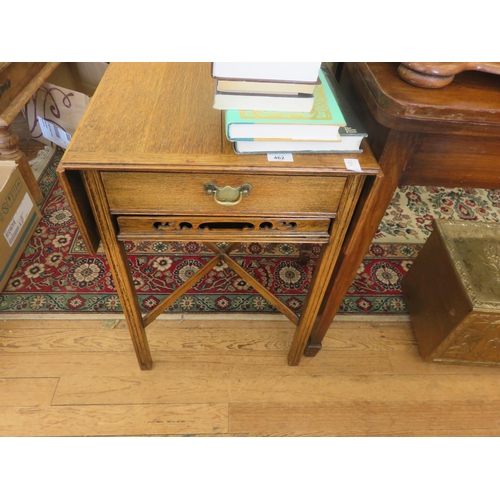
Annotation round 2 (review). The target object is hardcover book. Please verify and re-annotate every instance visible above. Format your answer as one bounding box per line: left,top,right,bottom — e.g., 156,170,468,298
216,79,316,95
225,69,346,142
233,137,363,154
212,62,322,83
213,90,315,112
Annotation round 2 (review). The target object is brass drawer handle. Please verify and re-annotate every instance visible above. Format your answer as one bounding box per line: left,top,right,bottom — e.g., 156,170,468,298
204,183,252,206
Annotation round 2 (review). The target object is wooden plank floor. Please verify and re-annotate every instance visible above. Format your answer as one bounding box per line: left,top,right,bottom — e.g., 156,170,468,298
1,316,500,436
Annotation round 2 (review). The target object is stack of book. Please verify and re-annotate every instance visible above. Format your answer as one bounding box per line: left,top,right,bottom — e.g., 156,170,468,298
212,62,367,155
212,62,321,113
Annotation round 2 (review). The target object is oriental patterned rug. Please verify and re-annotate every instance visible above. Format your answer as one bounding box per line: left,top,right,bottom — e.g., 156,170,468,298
1,149,500,317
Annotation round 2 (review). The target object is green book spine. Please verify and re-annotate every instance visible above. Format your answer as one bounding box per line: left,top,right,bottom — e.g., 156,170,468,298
225,69,346,140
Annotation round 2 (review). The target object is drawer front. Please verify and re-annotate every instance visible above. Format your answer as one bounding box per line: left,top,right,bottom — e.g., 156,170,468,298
117,215,332,243
101,172,347,216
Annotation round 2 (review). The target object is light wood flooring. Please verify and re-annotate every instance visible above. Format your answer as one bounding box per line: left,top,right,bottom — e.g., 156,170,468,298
1,316,500,436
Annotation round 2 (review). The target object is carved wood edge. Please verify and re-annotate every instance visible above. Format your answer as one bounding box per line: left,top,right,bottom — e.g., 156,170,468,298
398,62,500,88
347,63,500,134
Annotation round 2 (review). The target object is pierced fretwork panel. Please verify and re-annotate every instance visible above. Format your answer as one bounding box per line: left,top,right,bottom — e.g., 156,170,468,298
117,216,333,243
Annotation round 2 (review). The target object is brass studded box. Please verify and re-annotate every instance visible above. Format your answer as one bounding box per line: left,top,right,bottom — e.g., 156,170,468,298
402,219,500,366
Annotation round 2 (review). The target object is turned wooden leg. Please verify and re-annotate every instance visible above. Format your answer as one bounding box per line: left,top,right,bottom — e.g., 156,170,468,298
0,126,44,205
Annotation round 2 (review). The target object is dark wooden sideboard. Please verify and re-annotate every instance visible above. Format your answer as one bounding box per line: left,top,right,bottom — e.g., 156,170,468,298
305,62,500,354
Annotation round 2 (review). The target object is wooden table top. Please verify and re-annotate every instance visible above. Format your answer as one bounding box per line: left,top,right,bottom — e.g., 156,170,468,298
61,62,379,175
0,62,60,126
347,62,500,136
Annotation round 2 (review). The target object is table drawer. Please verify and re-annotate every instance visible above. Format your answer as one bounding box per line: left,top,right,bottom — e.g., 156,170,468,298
117,215,332,243
101,172,346,216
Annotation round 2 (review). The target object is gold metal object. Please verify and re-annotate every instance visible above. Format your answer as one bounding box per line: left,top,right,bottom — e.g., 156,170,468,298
403,219,500,366
204,183,252,206
441,220,500,309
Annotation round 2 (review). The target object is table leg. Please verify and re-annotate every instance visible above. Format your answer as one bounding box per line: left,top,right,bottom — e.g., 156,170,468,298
0,125,44,205
82,170,153,370
288,176,365,366
304,130,421,356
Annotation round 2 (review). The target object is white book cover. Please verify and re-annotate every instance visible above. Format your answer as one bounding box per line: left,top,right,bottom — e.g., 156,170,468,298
212,62,322,83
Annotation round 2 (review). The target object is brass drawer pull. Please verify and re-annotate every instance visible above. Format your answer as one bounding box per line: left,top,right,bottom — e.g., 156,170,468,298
204,183,252,206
